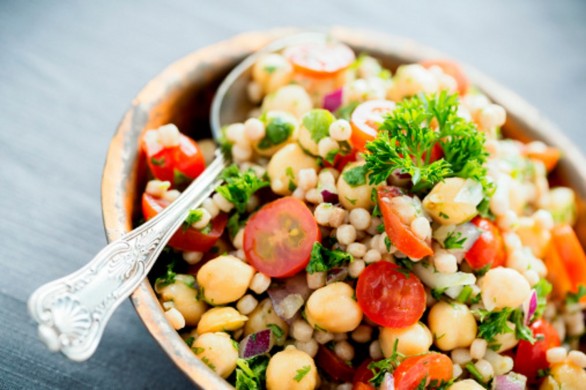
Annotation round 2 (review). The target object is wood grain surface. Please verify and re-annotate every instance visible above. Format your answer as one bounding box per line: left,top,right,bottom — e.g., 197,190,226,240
1,1,585,389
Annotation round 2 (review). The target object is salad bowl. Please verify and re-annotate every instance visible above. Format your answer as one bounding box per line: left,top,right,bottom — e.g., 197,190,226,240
101,27,586,388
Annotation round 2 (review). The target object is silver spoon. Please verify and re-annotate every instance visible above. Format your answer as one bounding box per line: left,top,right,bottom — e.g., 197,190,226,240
28,31,328,362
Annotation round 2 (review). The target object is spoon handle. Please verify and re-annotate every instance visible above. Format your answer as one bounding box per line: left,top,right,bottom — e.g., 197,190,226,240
28,152,227,361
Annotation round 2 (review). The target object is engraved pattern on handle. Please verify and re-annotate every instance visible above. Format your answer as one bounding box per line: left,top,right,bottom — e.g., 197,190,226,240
28,152,227,361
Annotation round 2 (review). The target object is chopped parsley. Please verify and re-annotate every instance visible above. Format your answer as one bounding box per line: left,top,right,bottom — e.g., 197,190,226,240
185,336,195,347
216,164,269,214
285,166,296,192
455,285,480,305
363,91,492,198
474,307,534,344
465,362,485,384
266,323,284,339
443,231,466,249
306,242,353,274
183,208,204,231
201,356,216,370
173,169,191,185
335,101,359,121
566,284,586,305
533,279,552,320
257,113,295,150
293,365,311,382
302,109,335,143
154,259,176,288
368,339,403,386
235,356,269,390
342,164,368,187
150,156,165,166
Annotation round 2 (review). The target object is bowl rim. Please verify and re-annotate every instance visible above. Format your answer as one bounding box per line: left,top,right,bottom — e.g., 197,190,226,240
101,27,586,388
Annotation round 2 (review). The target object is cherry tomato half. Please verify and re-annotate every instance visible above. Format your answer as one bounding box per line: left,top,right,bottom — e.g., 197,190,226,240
420,59,470,95
142,192,227,252
284,42,355,79
514,319,561,383
315,345,355,383
141,129,206,186
350,100,396,152
378,186,433,259
243,197,320,278
464,217,506,270
394,353,453,390
356,261,426,328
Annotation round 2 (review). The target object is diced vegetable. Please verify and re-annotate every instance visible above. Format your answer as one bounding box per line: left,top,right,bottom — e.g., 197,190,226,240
323,88,343,112
412,262,476,290
239,329,274,359
493,372,527,390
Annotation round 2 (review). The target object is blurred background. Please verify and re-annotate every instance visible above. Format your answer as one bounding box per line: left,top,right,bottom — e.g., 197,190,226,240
1,1,585,388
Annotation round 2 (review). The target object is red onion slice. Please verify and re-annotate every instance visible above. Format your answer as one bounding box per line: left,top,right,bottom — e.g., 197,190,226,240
379,373,395,390
326,267,349,284
523,289,538,325
322,88,343,112
239,329,274,359
321,189,339,204
493,373,527,390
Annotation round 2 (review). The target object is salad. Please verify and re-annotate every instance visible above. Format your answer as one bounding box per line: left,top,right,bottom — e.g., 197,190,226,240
137,40,586,389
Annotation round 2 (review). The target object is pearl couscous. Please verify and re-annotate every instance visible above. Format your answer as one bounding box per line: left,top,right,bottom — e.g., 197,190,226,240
138,39,586,389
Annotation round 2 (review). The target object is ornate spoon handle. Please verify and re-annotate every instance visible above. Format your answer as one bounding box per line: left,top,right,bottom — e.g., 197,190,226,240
28,152,227,361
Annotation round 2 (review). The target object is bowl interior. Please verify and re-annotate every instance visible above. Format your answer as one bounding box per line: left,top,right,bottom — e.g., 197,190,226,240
101,28,586,388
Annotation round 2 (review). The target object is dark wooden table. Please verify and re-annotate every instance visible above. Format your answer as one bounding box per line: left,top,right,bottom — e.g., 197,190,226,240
1,1,585,388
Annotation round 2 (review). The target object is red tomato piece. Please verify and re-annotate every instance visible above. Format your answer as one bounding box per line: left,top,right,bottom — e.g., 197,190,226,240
464,217,506,270
356,261,426,328
377,186,433,259
350,100,396,152
284,42,355,79
353,358,375,384
420,59,470,95
141,129,206,186
141,192,227,252
316,345,355,383
393,353,453,390
514,319,561,383
243,197,320,278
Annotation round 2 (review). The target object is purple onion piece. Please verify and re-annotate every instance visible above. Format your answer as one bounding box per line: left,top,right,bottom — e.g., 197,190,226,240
239,329,274,359
379,373,395,390
326,267,349,284
268,274,311,322
388,169,412,187
493,373,527,390
322,88,343,112
523,289,538,325
321,189,339,204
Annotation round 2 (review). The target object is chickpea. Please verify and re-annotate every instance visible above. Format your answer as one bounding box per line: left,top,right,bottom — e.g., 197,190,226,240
157,274,207,326
379,322,433,357
197,307,248,335
422,178,483,225
244,298,289,345
478,267,531,311
297,109,336,157
448,379,486,390
262,85,313,119
196,255,254,305
252,53,293,94
337,162,376,210
266,346,318,390
491,322,519,352
540,362,586,390
428,301,477,351
267,143,320,195
253,110,298,157
192,332,238,378
305,282,363,333
388,64,438,101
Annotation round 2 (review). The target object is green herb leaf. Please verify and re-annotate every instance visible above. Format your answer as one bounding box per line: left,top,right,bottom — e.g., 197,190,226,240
306,242,353,274
368,339,404,386
183,208,204,231
533,279,552,320
293,365,311,382
335,101,360,121
267,323,284,339
443,231,467,249
342,164,368,187
302,109,335,143
154,260,176,288
566,284,586,305
258,114,295,150
173,169,191,185
150,156,165,166
216,165,269,214
235,356,269,390
475,307,534,344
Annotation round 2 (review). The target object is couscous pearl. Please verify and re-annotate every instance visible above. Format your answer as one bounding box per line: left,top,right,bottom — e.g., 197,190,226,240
318,137,339,159
290,319,314,342
546,347,568,365
452,364,463,379
524,269,540,286
192,209,212,230
351,325,372,343
213,193,234,213
336,384,353,390
226,123,247,145
298,168,318,191
236,294,258,315
348,259,366,278
232,143,253,163
244,117,265,142
202,198,220,218
247,81,263,103
164,307,186,330
305,188,323,204
333,332,348,341
347,243,367,258
337,224,357,245
294,339,318,358
568,350,586,368
246,195,260,212
319,170,337,188
146,180,170,198
314,203,334,226
470,338,488,360
314,330,335,344
183,251,204,265
369,340,383,360
434,252,458,273
503,232,522,251
329,207,347,228
292,187,305,200
162,189,181,203
334,341,355,361
249,273,271,295
158,124,181,147
498,210,518,231
364,249,382,264
329,119,352,141
534,209,554,231
349,208,371,231
307,271,326,290
411,216,431,240
451,348,472,365
474,359,494,382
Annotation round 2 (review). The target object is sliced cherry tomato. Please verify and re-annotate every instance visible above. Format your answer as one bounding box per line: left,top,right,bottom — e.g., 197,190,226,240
332,148,358,172
523,145,561,172
353,358,375,385
394,353,453,390
356,261,426,328
464,217,506,270
420,59,470,95
141,192,227,252
284,42,355,79
243,197,320,278
377,186,433,259
350,100,396,152
514,319,561,383
551,224,586,301
316,345,355,383
544,243,573,299
141,129,206,186
352,382,374,390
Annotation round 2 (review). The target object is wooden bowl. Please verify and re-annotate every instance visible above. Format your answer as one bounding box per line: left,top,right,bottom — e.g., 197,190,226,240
101,27,586,388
